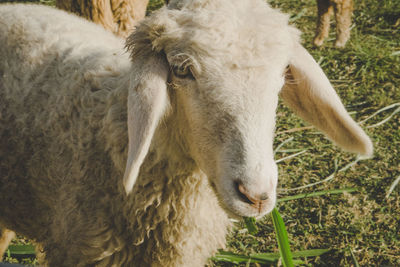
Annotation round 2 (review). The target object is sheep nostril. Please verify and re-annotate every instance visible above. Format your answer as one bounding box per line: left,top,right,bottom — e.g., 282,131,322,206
236,182,268,206
237,183,255,205
259,192,269,201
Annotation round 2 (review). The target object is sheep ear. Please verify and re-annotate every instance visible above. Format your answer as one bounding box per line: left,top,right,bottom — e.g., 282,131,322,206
280,44,373,156
123,55,169,194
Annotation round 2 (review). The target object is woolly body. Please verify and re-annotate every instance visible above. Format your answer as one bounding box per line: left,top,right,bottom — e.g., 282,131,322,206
0,0,372,266
0,4,229,266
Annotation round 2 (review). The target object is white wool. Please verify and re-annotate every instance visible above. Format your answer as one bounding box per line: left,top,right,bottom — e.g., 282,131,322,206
0,1,371,266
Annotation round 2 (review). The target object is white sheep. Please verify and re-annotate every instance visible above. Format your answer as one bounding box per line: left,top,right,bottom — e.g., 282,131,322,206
0,0,372,266
55,0,150,38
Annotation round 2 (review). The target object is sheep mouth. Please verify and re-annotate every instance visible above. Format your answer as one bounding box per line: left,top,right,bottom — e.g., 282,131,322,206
208,180,242,218
208,180,275,218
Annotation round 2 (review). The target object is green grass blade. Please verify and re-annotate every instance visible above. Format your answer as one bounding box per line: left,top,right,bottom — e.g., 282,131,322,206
212,250,277,264
213,248,331,265
249,252,280,261
271,208,294,267
252,248,331,259
213,251,303,265
7,245,36,255
291,248,331,257
349,247,360,267
391,51,400,56
243,216,258,235
278,188,357,203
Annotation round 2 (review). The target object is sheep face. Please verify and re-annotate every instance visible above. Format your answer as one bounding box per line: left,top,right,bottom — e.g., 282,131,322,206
169,57,284,218
124,0,373,218
162,1,296,218
125,0,296,218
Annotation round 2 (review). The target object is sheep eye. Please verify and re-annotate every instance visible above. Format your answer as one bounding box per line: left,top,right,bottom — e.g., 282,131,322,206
172,65,195,80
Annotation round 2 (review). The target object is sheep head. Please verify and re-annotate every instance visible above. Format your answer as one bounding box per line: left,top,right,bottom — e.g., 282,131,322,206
123,0,373,218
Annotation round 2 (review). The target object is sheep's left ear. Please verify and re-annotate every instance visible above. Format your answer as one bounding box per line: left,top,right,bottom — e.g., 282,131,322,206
123,53,169,194
280,43,373,156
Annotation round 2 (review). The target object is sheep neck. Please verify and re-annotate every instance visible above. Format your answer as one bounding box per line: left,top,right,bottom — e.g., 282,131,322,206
121,137,227,266
100,81,228,265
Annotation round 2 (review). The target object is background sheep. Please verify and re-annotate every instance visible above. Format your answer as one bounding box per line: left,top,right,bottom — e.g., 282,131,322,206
0,230,14,262
0,0,372,266
55,0,150,38
314,0,353,47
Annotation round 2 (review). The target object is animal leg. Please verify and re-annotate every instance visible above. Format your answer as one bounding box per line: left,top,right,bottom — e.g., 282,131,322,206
314,0,334,46
0,228,15,261
56,0,115,35
333,0,353,47
112,0,150,38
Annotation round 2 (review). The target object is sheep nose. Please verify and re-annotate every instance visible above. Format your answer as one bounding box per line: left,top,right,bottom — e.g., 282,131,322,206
237,182,269,209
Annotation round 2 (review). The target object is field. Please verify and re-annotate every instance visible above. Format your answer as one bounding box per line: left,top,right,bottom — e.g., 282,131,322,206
1,0,399,266
215,0,400,266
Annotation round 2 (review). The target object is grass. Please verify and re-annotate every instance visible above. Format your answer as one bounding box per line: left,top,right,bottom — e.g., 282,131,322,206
2,0,400,266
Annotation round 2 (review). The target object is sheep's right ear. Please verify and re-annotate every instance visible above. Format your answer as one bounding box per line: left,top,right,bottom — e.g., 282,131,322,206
281,43,373,156
123,54,169,194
